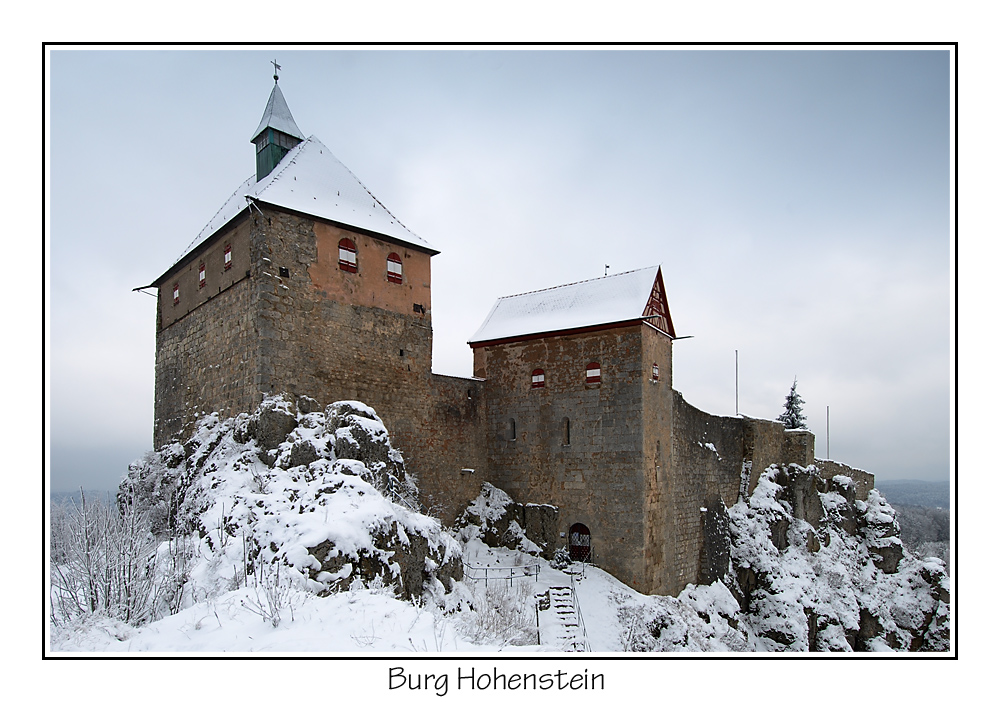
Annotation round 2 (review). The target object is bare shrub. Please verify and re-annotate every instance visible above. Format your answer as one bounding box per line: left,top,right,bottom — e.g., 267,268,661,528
50,489,157,626
459,579,536,646
240,560,301,628
150,534,197,619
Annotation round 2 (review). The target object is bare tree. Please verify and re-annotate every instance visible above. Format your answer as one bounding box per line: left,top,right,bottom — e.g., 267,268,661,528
50,489,157,626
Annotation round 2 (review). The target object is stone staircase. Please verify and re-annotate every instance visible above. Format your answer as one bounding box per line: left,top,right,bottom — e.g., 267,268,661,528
540,585,586,651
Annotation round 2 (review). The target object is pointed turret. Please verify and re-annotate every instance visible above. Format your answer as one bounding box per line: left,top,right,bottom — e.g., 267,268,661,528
251,76,305,182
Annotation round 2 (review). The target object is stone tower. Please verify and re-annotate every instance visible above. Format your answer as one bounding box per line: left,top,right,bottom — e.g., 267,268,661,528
146,80,442,449
469,267,678,593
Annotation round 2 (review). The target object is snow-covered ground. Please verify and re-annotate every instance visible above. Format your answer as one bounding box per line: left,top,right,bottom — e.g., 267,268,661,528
50,538,647,653
48,397,949,656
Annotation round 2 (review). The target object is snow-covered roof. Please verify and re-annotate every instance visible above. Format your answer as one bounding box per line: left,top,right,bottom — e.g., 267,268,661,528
250,83,306,142
169,136,435,271
469,266,663,345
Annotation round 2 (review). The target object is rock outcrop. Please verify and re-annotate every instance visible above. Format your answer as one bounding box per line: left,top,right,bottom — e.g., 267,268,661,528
622,464,950,652
123,395,462,601
455,483,560,558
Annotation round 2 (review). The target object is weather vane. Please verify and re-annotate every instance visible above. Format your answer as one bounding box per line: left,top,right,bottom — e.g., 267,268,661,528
271,59,282,83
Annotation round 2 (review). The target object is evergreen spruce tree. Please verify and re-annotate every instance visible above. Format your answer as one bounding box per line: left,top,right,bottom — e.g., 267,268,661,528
777,378,807,429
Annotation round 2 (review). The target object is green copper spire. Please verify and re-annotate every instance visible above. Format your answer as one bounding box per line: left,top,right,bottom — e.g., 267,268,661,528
251,67,305,182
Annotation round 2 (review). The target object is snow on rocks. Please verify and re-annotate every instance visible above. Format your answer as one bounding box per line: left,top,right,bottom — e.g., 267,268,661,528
455,483,555,556
613,464,950,652
122,395,462,607
73,416,946,653
726,465,949,651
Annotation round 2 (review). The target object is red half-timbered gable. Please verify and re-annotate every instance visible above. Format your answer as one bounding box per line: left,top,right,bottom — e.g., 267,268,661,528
642,268,676,337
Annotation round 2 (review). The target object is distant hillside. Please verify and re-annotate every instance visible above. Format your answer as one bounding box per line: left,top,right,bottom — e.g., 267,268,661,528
875,480,950,569
875,480,949,509
50,490,115,507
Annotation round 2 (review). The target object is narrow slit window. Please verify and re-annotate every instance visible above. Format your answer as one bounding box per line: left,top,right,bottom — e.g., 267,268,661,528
586,362,601,384
386,253,402,283
507,418,516,441
198,263,206,288
172,283,180,305
224,244,233,271
562,417,571,446
531,368,545,388
339,238,358,272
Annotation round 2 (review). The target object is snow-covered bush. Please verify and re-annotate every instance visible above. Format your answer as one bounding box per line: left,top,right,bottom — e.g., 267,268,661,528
549,547,572,570
459,579,537,646
239,559,304,628
50,488,157,626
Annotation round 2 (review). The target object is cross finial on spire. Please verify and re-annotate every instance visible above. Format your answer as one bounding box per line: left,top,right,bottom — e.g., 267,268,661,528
271,59,282,83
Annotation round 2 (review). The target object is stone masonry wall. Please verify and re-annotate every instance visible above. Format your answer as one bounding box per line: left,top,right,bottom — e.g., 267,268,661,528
815,459,875,498
158,216,254,329
668,391,745,595
248,208,436,459
782,429,815,467
741,418,787,496
403,374,489,523
154,219,259,447
154,276,259,447
640,324,675,595
152,205,488,525
477,325,648,591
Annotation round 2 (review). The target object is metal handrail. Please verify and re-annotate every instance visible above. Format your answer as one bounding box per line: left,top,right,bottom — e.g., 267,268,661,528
385,474,420,513
568,569,592,652
462,560,540,585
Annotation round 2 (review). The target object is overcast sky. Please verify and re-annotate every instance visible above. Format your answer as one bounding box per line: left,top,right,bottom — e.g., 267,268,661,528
48,48,952,493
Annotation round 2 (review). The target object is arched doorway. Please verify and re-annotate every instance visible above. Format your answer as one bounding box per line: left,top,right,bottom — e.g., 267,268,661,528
568,523,591,562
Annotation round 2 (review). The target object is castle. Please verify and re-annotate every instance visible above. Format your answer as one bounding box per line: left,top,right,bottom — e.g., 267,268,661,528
144,79,873,597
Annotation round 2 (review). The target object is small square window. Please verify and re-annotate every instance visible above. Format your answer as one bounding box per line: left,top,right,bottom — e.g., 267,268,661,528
586,362,601,384
531,369,545,388
279,267,289,278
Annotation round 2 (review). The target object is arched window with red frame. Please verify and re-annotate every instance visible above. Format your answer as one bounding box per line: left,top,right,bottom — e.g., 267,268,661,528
339,238,358,272
586,362,601,384
386,253,402,283
531,368,545,388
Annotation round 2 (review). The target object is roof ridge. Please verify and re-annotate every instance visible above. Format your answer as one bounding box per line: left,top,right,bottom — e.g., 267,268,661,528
317,143,419,241
259,137,423,243
172,137,313,264
496,266,658,300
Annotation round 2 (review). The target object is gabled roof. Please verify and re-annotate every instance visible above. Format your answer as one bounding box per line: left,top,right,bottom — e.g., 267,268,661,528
469,266,674,346
157,136,436,282
250,83,306,142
